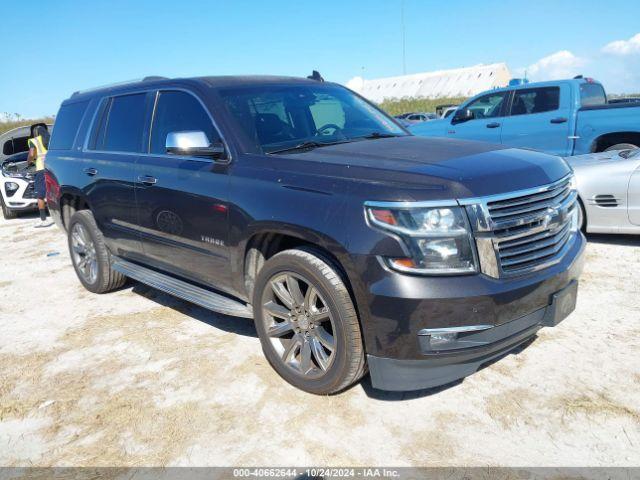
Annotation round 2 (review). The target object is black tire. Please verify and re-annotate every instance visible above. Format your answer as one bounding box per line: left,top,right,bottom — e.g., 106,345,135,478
604,143,638,152
253,248,366,395
0,196,17,220
577,198,587,233
67,210,126,293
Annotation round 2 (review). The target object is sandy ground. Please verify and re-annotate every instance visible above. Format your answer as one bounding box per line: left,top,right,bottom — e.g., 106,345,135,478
0,212,639,468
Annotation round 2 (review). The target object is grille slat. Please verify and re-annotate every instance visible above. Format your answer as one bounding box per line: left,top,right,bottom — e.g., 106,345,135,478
499,224,570,259
488,179,571,221
483,175,577,276
500,228,571,267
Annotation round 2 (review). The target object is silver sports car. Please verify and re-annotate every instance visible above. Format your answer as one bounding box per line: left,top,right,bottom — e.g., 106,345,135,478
565,148,640,234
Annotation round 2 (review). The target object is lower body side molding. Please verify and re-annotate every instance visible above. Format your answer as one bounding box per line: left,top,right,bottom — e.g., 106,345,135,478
111,257,253,319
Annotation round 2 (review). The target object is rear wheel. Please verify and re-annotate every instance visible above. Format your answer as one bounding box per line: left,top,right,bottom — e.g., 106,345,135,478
604,143,638,152
0,196,17,220
67,210,126,293
253,248,366,395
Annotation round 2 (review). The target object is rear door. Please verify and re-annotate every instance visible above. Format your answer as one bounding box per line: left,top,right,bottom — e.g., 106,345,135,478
83,92,150,259
134,89,232,289
446,91,508,144
500,85,572,155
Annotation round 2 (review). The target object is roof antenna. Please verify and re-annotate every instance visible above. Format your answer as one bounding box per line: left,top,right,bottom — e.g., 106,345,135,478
307,70,325,82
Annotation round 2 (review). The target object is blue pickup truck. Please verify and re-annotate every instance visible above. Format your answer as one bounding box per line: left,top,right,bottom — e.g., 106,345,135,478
410,77,640,156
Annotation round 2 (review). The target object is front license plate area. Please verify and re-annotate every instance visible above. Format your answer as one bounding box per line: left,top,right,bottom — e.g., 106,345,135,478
543,280,578,327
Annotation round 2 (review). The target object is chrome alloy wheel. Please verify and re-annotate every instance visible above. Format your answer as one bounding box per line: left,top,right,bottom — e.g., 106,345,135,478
70,223,98,284
262,272,337,378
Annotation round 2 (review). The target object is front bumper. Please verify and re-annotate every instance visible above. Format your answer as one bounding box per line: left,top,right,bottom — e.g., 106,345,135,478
1,177,38,210
368,280,577,391
352,232,585,391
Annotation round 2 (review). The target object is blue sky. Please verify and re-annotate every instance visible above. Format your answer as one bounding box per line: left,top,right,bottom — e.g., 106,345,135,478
2,0,640,118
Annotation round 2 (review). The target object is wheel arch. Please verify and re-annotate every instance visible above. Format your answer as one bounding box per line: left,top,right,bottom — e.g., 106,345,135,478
58,187,92,230
591,131,640,152
241,226,355,302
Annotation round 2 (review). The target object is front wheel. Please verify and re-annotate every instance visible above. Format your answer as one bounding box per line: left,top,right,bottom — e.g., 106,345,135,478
0,196,17,220
604,143,638,152
576,199,587,233
253,248,366,395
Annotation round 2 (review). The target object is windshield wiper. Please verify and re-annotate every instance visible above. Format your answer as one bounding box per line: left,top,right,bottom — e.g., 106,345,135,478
267,140,347,155
357,132,404,140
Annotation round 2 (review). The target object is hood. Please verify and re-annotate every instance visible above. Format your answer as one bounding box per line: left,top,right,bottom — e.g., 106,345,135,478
280,136,570,199
565,149,632,168
1,152,33,179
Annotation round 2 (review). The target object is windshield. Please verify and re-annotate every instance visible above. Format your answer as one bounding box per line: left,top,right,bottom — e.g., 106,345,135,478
219,84,406,153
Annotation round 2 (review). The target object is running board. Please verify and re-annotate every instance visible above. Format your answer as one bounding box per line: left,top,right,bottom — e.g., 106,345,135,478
112,257,253,319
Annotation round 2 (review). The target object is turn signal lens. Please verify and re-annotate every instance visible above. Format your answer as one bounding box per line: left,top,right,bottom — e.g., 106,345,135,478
370,208,397,226
390,258,417,269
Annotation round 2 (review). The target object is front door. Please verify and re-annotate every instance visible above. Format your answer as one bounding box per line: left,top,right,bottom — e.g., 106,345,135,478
134,90,232,290
446,91,508,144
500,85,572,156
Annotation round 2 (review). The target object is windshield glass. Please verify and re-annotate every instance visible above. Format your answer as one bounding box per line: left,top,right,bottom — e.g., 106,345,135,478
219,84,406,153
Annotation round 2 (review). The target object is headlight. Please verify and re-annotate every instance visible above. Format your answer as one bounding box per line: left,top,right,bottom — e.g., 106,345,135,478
4,182,19,197
366,203,477,274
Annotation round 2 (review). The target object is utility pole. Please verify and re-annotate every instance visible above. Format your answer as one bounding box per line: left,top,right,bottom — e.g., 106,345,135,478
401,0,407,75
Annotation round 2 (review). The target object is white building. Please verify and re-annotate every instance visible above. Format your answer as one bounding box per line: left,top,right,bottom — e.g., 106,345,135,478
346,63,511,103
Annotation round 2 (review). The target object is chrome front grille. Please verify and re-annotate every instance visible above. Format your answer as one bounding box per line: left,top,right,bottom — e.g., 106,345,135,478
463,175,578,278
487,176,572,224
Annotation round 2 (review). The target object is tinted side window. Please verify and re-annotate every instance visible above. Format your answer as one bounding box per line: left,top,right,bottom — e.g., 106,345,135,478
466,92,507,119
92,93,146,152
150,91,218,155
510,87,560,116
49,101,89,150
580,83,606,107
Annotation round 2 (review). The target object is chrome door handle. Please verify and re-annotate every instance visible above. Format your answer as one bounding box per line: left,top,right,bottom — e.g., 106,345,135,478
83,167,98,176
137,175,157,185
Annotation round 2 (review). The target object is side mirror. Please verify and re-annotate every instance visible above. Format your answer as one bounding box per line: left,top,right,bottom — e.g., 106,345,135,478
166,131,226,160
452,109,474,124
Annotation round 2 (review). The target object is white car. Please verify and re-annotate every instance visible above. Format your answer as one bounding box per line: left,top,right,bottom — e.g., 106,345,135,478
566,148,640,234
0,151,38,219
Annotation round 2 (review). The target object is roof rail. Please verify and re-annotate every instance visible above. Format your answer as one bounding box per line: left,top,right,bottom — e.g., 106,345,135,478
71,76,169,97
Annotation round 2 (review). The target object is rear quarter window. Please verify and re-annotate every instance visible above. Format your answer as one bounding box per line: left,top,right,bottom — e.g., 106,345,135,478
580,83,606,107
49,101,89,150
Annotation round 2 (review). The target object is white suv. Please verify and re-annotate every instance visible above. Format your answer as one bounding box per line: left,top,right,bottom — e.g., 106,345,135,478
1,151,38,219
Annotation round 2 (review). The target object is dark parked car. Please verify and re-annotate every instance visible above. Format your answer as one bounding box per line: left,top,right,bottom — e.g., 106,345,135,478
45,75,585,394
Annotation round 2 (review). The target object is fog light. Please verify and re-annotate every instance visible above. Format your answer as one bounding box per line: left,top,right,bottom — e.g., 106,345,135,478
5,182,19,197
429,332,458,348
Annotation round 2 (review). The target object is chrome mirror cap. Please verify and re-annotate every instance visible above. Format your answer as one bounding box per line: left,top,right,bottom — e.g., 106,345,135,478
166,130,211,153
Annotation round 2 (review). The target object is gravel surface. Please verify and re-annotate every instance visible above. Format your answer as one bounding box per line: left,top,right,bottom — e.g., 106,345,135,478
0,213,639,467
